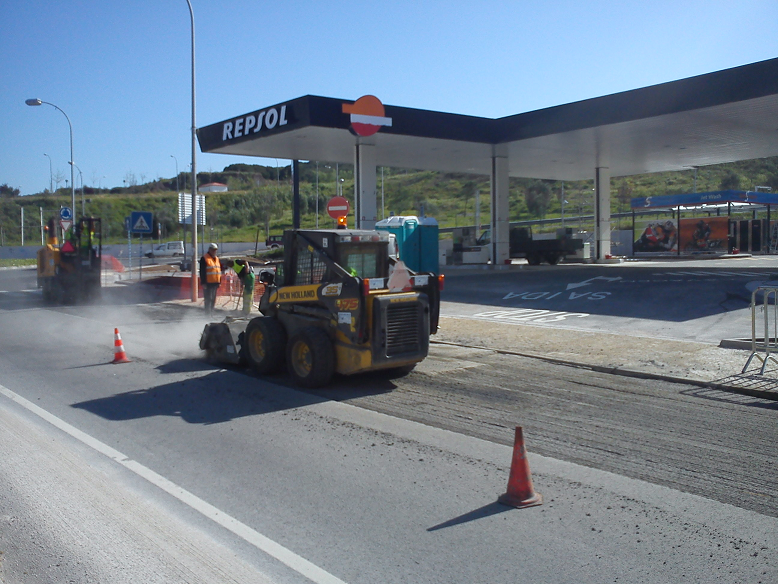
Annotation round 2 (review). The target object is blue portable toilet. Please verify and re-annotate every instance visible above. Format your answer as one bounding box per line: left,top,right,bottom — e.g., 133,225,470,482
417,216,439,273
375,215,438,273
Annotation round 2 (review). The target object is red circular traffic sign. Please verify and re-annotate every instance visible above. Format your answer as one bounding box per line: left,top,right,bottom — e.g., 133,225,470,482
327,196,350,219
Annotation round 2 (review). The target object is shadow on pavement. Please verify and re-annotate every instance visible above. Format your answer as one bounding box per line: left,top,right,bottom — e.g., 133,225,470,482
442,266,769,323
681,382,778,408
72,361,400,425
427,501,510,532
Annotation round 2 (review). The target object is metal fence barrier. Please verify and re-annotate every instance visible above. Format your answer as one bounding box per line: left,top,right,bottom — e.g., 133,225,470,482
742,286,778,374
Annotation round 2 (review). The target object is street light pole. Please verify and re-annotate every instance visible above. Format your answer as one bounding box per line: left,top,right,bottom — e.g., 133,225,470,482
171,155,179,192
185,0,198,302
43,153,53,193
26,99,75,218
70,162,84,215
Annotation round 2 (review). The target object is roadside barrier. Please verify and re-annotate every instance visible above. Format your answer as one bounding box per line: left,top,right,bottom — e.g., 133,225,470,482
742,286,778,374
498,426,542,508
112,328,131,364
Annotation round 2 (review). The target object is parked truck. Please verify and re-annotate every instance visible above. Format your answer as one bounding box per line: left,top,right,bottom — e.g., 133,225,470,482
200,228,443,388
477,227,583,265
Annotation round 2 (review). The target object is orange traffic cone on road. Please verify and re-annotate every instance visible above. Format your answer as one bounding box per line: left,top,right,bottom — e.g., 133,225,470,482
112,328,131,364
498,426,542,508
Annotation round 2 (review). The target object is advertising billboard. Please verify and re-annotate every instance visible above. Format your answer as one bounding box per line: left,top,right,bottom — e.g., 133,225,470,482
679,217,729,253
634,220,678,253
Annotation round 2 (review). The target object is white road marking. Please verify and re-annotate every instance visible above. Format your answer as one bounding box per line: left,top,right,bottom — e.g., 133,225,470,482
470,309,590,323
565,276,622,290
654,271,774,278
0,383,348,584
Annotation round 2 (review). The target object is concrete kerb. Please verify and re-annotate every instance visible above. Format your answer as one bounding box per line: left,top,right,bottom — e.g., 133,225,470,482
431,339,778,402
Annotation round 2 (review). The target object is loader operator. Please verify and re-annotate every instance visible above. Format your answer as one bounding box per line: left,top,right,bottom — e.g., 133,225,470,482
226,258,255,315
199,243,222,317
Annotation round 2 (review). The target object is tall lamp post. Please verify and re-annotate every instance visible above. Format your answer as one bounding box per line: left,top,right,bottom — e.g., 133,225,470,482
70,162,85,215
43,153,53,193
26,99,75,218
185,0,198,302
171,155,180,192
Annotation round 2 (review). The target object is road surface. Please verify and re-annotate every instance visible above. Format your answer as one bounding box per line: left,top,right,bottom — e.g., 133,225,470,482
0,265,775,583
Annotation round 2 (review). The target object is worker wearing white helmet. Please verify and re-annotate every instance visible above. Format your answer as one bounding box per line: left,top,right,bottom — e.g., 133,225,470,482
199,243,222,317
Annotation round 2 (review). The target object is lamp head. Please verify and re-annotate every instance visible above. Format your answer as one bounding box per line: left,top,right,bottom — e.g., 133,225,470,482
25,98,42,106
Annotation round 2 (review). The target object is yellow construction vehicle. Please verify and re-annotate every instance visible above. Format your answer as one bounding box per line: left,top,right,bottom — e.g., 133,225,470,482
200,228,443,388
37,217,102,304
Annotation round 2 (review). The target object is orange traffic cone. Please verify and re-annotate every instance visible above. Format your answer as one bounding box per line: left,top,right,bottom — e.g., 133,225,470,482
498,426,542,508
112,328,131,364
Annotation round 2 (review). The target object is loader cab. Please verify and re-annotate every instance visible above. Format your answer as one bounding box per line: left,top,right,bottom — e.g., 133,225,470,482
278,229,392,286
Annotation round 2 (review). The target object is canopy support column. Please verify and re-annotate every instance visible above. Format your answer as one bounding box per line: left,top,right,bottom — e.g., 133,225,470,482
490,151,510,265
354,143,377,230
595,167,611,261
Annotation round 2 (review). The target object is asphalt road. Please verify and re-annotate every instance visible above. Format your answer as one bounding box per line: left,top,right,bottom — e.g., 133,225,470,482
0,266,776,583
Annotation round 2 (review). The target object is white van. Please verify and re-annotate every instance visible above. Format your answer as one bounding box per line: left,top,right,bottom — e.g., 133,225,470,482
145,241,185,258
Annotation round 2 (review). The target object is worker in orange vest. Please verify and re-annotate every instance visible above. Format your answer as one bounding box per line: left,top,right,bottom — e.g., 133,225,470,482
199,243,222,317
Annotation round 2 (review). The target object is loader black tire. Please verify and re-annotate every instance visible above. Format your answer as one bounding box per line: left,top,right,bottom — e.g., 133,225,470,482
286,327,335,389
545,252,561,265
244,317,287,374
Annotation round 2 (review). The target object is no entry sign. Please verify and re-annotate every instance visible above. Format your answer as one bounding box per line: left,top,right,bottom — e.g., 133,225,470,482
327,196,350,219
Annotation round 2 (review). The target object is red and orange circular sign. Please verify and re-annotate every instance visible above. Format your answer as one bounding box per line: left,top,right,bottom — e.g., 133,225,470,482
342,95,393,137
327,196,350,219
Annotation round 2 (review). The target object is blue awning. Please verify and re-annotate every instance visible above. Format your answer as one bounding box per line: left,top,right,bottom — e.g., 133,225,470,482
630,190,778,209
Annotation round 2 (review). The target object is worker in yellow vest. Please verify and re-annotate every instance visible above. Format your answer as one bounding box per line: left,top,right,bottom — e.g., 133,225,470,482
231,259,255,315
198,243,222,317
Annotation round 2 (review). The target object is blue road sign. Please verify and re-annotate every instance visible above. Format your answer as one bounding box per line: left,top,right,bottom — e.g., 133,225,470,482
130,211,153,234
60,207,73,221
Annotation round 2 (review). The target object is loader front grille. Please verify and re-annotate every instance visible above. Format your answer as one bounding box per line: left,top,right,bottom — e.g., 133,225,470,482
386,303,421,356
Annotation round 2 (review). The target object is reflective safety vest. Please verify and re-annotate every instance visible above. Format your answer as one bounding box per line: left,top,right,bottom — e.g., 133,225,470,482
203,254,221,284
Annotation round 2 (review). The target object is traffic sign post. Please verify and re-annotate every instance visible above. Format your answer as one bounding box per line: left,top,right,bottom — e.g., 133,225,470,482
327,196,350,220
130,211,153,282
130,211,153,234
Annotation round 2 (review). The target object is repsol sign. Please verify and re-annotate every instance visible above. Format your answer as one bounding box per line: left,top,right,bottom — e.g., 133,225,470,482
221,104,291,141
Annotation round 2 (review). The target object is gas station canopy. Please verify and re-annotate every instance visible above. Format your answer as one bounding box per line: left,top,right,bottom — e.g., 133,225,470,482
198,58,778,181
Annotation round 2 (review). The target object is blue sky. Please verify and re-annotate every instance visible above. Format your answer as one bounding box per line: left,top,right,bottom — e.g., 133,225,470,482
2,0,777,196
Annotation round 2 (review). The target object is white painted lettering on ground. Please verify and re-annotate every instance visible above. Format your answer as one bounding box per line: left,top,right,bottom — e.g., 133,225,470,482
503,291,611,301
472,309,589,323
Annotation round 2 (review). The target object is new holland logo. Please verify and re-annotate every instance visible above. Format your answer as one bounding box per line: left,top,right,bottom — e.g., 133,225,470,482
342,95,392,137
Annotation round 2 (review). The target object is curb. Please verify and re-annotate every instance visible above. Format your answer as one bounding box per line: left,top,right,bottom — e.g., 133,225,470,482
430,340,778,402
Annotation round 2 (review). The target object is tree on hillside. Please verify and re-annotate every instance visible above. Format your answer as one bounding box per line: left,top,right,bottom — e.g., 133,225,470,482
525,180,552,218
720,169,741,190
0,184,20,198
616,180,633,213
250,187,286,237
53,170,65,191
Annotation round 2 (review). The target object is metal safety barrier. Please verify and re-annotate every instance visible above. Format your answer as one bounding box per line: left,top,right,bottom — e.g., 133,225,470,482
742,286,778,374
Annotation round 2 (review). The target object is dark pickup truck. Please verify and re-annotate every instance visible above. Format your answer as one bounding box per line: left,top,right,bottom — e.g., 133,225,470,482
477,227,583,265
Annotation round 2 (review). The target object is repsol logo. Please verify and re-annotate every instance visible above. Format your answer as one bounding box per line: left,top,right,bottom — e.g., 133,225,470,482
222,105,289,141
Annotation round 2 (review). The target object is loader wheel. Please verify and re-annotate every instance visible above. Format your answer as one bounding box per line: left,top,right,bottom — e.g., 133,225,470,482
545,252,561,265
244,317,287,374
287,327,334,389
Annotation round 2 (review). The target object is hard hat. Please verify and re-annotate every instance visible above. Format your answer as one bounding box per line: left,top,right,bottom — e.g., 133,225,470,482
208,242,218,250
